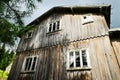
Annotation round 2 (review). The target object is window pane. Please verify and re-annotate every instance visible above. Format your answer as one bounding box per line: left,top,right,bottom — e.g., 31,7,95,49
28,58,32,71
57,21,60,30
31,57,37,70
69,52,74,68
25,58,29,71
49,24,52,32
75,51,80,67
82,50,88,67
53,23,56,31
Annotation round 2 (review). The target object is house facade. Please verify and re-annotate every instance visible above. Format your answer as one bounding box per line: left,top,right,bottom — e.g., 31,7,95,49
8,5,120,80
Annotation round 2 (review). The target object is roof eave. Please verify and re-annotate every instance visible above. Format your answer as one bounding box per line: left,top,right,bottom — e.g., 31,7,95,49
27,5,111,28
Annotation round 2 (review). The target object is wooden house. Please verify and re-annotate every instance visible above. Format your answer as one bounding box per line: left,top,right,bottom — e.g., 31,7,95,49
8,5,120,80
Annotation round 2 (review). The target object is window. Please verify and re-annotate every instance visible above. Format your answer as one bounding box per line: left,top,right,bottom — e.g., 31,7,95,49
48,21,60,33
25,30,34,38
22,56,38,72
67,49,90,69
82,14,94,25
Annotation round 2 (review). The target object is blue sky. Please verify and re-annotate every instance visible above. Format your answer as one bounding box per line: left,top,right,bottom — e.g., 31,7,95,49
24,0,120,28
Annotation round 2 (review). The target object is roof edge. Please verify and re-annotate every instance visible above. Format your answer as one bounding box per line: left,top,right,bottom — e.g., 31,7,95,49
27,4,111,28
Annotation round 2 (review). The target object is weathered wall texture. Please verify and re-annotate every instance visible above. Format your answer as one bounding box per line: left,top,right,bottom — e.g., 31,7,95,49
111,38,120,70
17,14,109,52
9,36,120,80
8,8,120,80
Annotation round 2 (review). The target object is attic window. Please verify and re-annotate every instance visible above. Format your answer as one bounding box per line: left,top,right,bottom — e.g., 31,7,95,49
82,14,94,25
21,56,38,72
67,49,91,70
48,21,60,33
25,31,34,38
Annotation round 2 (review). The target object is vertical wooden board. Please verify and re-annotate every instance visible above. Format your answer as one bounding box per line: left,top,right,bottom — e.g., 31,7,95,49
71,15,80,41
78,15,82,40
111,40,120,66
96,37,113,80
94,15,102,36
100,37,113,80
83,22,88,39
17,53,24,79
76,15,81,40
45,48,49,80
36,49,45,80
67,72,70,80
101,16,109,31
56,45,62,80
88,38,102,80
62,15,72,43
100,16,109,35
103,36,120,80
35,50,41,80
52,46,56,80
8,54,19,80
95,37,105,80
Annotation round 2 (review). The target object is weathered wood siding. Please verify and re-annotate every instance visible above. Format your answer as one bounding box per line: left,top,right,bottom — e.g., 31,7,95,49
111,38,120,70
17,14,109,52
8,36,120,80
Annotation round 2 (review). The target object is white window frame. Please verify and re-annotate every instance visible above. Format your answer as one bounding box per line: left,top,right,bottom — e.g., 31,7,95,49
47,20,61,33
67,48,91,70
21,55,38,72
81,14,94,25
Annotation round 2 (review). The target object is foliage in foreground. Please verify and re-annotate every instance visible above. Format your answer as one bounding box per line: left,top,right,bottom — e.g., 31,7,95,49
0,0,42,71
0,0,42,47
0,69,9,79
0,45,15,70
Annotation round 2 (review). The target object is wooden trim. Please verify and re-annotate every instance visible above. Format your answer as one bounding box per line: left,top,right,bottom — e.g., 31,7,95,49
66,67,92,71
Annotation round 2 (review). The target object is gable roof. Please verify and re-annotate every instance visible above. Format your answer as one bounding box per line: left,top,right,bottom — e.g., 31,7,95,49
28,4,111,28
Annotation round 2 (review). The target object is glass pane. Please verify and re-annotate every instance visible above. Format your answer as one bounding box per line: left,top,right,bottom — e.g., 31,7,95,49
49,24,52,32
53,23,56,31
57,21,60,29
25,58,29,71
28,58,32,71
31,57,37,70
82,50,88,67
75,51,80,67
69,52,74,68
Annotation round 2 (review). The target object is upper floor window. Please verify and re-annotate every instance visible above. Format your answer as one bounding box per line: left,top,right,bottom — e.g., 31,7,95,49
48,21,60,33
82,14,94,25
21,56,38,72
25,30,34,38
67,49,90,70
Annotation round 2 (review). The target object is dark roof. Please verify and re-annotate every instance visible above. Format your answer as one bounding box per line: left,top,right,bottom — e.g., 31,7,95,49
109,28,120,32
109,28,120,38
28,4,111,28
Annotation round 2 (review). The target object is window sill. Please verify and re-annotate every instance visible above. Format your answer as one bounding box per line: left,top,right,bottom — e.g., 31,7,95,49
46,29,61,35
66,67,92,71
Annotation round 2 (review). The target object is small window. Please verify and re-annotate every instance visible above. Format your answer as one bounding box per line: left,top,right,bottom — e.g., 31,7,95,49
82,14,94,25
67,49,90,69
22,56,38,72
48,21,60,33
25,31,34,38
49,24,52,32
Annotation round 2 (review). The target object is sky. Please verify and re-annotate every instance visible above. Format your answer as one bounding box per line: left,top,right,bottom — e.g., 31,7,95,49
24,0,120,28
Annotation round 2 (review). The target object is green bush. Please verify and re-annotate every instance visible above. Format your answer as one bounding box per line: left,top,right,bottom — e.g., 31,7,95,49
0,69,9,79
